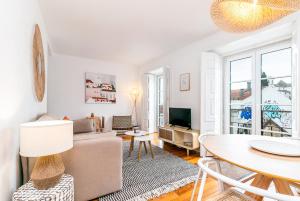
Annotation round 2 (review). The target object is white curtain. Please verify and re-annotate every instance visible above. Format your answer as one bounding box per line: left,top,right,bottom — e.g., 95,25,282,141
148,75,156,133
162,67,170,126
141,74,149,131
200,52,223,135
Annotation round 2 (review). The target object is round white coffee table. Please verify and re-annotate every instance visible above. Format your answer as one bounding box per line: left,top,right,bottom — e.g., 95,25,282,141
125,130,148,137
124,130,154,161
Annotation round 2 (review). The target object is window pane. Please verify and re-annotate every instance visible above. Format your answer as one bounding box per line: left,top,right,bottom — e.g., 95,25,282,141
261,105,292,136
230,106,252,127
230,57,252,82
230,127,251,135
261,48,292,78
157,76,164,127
261,77,291,105
260,46,292,138
231,82,252,103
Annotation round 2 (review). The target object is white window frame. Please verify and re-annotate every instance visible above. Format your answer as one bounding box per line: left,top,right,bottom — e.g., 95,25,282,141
224,52,256,135
224,40,297,137
156,74,164,128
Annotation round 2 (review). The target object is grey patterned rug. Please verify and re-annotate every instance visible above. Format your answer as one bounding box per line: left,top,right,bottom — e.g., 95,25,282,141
99,142,198,201
99,142,250,201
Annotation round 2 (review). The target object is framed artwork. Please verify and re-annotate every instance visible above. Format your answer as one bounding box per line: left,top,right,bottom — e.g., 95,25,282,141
85,72,116,104
180,73,190,91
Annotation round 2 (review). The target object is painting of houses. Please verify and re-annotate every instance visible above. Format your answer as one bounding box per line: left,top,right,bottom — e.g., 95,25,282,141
85,72,116,104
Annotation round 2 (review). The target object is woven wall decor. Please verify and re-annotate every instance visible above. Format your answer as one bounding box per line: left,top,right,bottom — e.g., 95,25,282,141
211,0,298,33
33,24,45,102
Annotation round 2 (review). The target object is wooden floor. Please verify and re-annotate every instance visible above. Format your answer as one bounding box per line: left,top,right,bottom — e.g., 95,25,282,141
149,133,219,201
92,133,219,201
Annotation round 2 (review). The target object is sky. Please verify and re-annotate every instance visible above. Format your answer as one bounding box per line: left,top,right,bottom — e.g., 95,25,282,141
230,47,292,90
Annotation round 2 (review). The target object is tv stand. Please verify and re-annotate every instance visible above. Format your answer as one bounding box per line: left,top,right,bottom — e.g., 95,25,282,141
158,125,200,156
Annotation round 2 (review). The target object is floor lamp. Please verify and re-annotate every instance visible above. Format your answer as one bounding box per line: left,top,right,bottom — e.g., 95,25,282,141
130,88,139,126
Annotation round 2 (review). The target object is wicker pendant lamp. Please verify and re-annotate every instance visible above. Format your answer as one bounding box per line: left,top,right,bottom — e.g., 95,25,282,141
258,0,300,10
211,0,298,33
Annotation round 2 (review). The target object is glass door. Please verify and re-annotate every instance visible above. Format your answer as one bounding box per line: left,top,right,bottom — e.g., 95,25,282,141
229,56,253,134
259,47,293,137
225,41,295,137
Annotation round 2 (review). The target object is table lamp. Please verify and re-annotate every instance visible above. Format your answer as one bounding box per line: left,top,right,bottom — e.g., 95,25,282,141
20,120,73,190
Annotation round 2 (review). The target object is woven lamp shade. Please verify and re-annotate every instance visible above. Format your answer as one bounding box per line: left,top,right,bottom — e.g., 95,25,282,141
211,0,297,33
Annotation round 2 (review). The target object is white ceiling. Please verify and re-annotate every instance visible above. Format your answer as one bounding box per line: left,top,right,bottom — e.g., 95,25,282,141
39,0,218,65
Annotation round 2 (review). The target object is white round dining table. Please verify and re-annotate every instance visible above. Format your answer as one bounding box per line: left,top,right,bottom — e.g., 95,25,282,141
202,134,300,201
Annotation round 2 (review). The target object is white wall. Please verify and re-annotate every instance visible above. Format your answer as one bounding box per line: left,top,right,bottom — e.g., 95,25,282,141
48,54,138,129
139,13,300,131
0,1,48,200
139,32,239,130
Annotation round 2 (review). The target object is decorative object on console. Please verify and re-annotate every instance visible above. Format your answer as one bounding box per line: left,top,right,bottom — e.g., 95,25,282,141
210,0,299,33
130,87,140,126
183,142,193,147
180,73,190,91
183,131,193,147
86,114,104,132
20,120,73,190
85,72,116,104
33,24,45,102
13,174,74,201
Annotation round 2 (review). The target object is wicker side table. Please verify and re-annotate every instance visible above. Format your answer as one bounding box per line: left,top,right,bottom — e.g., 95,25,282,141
12,174,74,201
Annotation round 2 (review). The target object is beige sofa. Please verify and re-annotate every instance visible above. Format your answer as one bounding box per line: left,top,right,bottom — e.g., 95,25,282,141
21,116,123,201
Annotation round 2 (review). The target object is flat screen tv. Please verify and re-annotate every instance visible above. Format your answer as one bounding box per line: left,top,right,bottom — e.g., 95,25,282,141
169,107,191,129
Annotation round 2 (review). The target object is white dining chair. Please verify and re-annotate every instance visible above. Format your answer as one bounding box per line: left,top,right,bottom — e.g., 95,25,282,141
284,137,300,194
192,158,300,201
190,134,225,201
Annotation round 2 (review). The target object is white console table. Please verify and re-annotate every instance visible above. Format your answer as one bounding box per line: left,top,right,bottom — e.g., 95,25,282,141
158,126,200,156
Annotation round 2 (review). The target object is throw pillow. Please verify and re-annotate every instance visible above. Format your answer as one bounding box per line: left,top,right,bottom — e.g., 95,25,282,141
73,118,95,134
63,116,70,120
37,114,57,121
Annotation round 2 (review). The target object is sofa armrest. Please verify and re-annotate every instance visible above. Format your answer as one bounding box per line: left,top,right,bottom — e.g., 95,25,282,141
62,136,122,201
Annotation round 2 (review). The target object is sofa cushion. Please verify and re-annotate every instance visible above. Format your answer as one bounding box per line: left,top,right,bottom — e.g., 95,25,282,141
73,131,117,141
37,114,58,121
73,118,95,134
